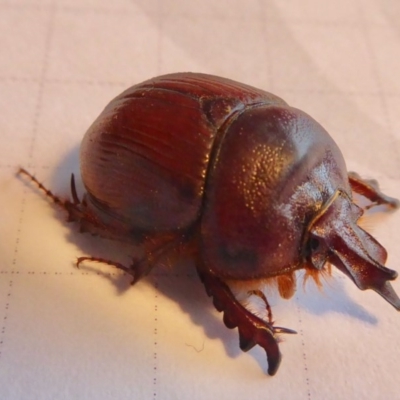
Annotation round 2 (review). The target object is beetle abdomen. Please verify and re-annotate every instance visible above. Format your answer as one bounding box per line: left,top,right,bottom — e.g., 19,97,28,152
80,73,287,233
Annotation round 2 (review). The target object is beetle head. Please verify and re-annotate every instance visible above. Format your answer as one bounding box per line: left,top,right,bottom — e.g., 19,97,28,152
306,190,400,310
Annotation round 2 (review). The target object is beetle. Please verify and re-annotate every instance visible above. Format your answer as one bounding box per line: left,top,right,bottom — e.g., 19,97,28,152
19,72,400,375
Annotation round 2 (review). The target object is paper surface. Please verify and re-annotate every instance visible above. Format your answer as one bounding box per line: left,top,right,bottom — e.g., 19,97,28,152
1,0,400,399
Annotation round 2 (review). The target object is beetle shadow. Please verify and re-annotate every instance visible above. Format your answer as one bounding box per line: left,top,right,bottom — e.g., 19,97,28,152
43,145,144,293
150,263,247,360
144,264,381,376
293,274,378,325
43,152,259,364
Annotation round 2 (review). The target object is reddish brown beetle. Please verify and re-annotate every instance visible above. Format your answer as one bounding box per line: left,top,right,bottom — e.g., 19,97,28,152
20,72,399,375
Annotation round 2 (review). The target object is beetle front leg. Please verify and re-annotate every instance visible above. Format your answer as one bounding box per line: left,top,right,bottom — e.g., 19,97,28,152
197,269,295,375
76,252,159,285
76,255,150,284
76,234,187,284
348,171,399,210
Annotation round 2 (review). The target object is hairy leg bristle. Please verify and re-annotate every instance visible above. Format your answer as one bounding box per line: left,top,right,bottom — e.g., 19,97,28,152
248,289,273,324
303,263,332,290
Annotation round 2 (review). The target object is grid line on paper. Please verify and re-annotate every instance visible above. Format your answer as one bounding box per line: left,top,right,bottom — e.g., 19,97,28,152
0,3,46,10
1,75,400,96
296,303,312,400
26,2,56,165
0,280,12,361
0,270,196,278
0,2,395,28
356,2,400,164
156,0,164,77
153,3,162,398
0,76,130,86
0,185,27,359
0,0,56,362
259,0,273,91
153,280,159,400
265,0,309,394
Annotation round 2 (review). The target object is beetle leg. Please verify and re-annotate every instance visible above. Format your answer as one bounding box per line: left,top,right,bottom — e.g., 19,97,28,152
76,255,153,284
247,289,297,336
197,269,296,375
18,167,87,224
248,289,274,324
77,256,133,275
75,255,150,284
76,236,185,284
348,171,399,210
18,168,71,209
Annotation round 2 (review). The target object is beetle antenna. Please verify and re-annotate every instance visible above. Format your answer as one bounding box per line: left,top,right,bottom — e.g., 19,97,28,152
18,167,66,208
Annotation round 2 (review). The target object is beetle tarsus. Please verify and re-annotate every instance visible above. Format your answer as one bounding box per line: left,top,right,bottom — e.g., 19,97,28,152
246,289,297,334
18,167,66,208
75,255,161,285
273,326,297,335
349,171,400,210
76,256,132,273
248,289,274,324
75,254,161,285
18,167,84,224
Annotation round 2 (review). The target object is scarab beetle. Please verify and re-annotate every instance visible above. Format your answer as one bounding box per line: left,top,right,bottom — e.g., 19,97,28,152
19,72,400,375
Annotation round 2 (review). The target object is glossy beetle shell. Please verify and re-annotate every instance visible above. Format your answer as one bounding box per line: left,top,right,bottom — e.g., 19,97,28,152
80,73,348,279
19,72,400,376
80,74,286,233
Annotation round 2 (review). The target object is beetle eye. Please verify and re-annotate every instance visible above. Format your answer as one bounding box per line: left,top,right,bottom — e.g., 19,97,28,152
307,236,327,270
309,237,320,252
